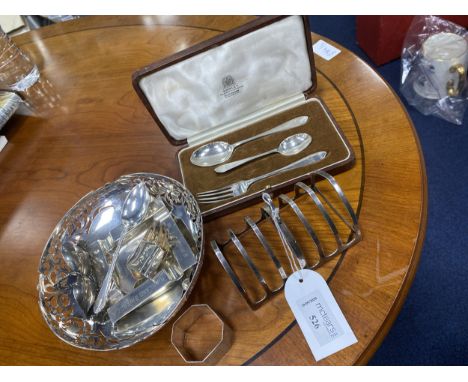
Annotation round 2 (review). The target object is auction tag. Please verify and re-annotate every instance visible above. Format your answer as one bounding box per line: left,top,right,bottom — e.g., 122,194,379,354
313,40,341,61
285,269,357,361
0,136,7,152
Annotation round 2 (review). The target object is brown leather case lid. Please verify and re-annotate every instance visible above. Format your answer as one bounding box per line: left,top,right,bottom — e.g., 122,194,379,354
132,16,317,146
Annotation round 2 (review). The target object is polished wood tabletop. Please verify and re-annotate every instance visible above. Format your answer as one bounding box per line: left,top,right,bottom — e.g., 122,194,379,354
0,16,427,365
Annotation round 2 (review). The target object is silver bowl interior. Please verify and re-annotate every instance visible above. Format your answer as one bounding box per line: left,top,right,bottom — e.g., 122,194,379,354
38,173,203,350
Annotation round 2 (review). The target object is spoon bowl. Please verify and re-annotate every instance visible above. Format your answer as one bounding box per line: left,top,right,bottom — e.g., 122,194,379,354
214,132,312,174
121,183,151,226
72,274,97,315
190,142,233,167
278,133,312,156
43,273,97,318
87,206,120,242
62,240,92,275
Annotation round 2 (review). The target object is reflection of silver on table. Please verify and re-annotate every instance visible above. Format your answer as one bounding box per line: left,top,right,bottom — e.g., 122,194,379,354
0,91,21,130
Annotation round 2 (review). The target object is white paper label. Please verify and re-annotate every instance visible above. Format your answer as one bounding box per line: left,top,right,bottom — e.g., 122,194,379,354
285,269,357,361
0,136,8,152
313,40,341,61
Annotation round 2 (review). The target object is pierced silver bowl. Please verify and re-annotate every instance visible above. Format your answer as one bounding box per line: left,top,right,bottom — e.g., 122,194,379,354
38,173,204,350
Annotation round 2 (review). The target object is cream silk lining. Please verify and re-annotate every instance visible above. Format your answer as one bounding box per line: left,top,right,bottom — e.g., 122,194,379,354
138,16,313,141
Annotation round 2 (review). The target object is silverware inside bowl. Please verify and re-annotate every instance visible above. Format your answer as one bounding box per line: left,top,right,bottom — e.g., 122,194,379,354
113,283,184,337
38,173,204,351
41,273,96,319
93,183,151,314
61,240,93,276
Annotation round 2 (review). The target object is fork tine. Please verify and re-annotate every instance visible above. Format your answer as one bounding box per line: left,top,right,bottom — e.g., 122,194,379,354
197,185,232,196
197,193,234,203
197,191,234,200
197,189,234,199
196,189,231,197
198,198,233,204
197,189,232,198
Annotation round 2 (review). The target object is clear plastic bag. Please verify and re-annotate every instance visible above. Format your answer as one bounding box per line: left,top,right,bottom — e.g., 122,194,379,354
400,16,468,125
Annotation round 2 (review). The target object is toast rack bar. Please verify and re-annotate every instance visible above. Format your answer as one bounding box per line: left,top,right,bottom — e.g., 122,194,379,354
244,216,288,282
211,170,361,310
260,203,308,268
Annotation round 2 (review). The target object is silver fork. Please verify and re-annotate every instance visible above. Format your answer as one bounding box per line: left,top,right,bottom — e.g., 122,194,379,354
197,151,327,204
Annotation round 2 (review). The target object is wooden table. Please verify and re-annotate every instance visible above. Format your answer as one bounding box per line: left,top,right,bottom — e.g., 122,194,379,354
0,16,427,365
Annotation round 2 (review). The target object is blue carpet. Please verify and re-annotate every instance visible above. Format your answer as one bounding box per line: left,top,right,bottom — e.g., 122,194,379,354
308,16,468,365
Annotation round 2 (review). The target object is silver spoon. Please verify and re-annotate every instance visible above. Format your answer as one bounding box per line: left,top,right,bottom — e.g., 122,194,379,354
214,133,312,174
72,274,97,316
43,273,96,318
61,240,92,276
190,115,309,167
93,182,151,314
87,205,120,243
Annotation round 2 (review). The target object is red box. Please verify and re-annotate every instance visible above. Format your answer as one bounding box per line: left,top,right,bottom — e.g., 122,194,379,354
356,16,468,66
